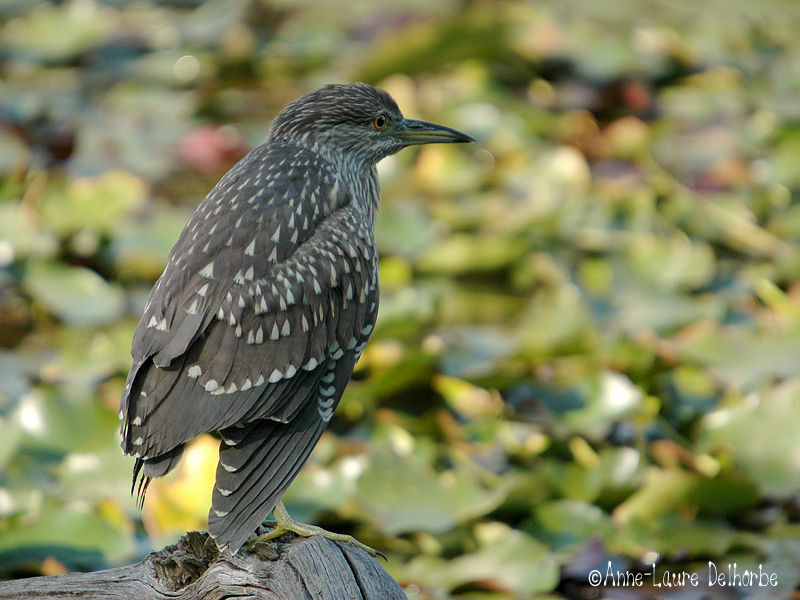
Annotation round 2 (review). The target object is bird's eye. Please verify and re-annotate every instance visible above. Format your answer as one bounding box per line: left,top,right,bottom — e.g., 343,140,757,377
372,114,388,130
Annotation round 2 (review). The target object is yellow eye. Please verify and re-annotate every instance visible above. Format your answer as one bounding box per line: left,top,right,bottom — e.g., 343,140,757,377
372,114,388,130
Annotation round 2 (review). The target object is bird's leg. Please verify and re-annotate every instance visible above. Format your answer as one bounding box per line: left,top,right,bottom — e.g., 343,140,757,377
247,501,385,559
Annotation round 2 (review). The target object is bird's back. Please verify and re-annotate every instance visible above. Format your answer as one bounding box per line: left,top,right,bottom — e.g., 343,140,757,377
120,138,380,551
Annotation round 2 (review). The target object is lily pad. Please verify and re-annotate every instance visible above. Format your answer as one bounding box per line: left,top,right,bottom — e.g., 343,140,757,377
38,171,148,236
0,499,134,567
699,377,800,497
358,446,510,535
24,261,126,326
395,524,559,595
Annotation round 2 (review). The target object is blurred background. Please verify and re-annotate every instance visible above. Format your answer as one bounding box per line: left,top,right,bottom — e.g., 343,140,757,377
2,0,800,598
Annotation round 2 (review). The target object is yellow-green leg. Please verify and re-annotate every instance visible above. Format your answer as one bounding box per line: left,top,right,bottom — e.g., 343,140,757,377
248,501,385,559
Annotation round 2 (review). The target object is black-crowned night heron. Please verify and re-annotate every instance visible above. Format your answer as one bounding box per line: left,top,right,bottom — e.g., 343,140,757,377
119,82,474,555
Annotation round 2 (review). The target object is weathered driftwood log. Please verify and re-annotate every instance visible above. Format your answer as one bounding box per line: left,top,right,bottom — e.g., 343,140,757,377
0,531,406,599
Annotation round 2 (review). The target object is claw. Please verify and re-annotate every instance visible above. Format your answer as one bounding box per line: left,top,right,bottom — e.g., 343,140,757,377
247,501,386,560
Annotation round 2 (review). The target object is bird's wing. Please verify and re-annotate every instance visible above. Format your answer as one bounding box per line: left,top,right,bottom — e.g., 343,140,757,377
120,141,378,464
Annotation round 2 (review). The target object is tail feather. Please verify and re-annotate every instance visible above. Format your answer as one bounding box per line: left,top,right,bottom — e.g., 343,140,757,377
219,419,316,535
208,402,328,553
131,445,186,508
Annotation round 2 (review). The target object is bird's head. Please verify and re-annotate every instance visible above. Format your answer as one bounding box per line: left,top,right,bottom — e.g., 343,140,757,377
268,82,474,165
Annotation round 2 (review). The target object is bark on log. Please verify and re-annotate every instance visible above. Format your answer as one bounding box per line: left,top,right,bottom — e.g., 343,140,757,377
0,531,406,599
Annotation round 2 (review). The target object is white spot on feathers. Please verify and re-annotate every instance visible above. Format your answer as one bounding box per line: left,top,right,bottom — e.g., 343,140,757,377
199,262,215,279
188,365,202,378
245,238,256,256
205,379,220,392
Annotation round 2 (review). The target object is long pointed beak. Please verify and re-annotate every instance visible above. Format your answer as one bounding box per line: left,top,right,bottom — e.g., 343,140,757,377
390,118,476,145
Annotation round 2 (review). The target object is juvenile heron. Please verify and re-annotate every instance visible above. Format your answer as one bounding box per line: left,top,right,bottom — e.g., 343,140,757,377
119,82,474,555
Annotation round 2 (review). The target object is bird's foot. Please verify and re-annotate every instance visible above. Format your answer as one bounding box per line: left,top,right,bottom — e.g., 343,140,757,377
247,501,385,560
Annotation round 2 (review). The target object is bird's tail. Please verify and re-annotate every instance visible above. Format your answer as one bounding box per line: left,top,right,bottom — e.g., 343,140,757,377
208,405,329,554
131,445,186,509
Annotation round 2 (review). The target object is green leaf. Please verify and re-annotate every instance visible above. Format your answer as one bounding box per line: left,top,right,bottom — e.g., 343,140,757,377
358,447,510,535
699,377,800,496
541,371,643,440
677,325,800,389
395,524,558,595
0,203,58,261
0,500,134,566
1,1,115,61
417,233,527,275
24,261,125,326
533,499,611,551
38,171,148,236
